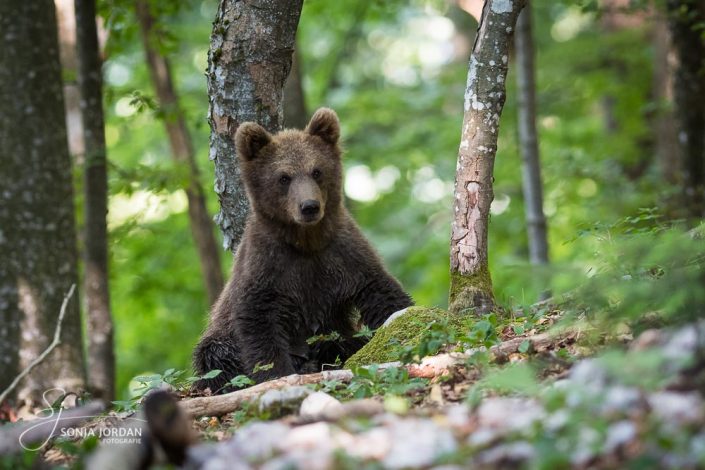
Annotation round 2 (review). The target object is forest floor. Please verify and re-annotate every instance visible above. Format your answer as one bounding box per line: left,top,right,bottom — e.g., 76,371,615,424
4,306,705,469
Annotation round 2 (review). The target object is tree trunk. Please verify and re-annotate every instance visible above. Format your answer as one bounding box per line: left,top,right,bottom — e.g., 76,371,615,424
283,45,308,130
0,0,85,402
652,13,679,185
515,7,549,268
75,0,115,401
667,0,705,218
54,0,85,157
135,0,224,305
449,0,525,315
207,0,304,252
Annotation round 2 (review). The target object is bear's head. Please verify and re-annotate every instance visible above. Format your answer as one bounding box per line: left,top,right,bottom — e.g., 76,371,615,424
235,108,343,228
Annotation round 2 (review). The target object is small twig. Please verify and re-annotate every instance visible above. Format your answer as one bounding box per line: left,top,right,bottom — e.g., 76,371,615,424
0,284,76,406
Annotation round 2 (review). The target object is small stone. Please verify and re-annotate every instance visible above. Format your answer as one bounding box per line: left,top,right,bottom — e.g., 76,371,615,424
383,418,457,469
227,421,290,462
279,422,334,453
258,386,312,417
662,326,698,361
299,391,342,419
602,386,642,414
445,404,472,434
383,307,409,327
604,420,637,453
476,441,535,466
348,426,391,461
631,329,662,351
467,428,500,448
544,409,570,432
476,397,545,432
569,359,608,389
649,391,704,426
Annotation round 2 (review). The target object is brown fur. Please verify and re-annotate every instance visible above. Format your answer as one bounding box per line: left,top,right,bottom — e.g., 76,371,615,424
193,109,412,391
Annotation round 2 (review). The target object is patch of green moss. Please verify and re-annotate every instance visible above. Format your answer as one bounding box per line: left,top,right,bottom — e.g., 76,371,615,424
448,268,495,315
344,306,464,369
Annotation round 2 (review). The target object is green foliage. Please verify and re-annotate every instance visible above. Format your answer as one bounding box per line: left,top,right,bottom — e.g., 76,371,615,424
344,365,427,400
112,367,223,411
307,331,342,345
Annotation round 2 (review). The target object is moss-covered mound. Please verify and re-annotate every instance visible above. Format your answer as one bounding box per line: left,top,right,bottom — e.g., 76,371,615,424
344,306,463,369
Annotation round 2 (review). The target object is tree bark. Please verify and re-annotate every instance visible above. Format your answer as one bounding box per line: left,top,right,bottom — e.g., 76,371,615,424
515,7,549,268
135,0,224,305
667,0,705,218
207,0,304,252
449,0,525,315
0,0,86,402
283,45,308,129
75,0,115,402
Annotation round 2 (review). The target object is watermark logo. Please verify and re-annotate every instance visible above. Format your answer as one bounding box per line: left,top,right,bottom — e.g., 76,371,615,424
18,388,145,451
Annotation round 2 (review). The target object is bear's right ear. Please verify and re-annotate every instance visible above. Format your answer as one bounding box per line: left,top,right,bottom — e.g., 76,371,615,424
235,123,272,161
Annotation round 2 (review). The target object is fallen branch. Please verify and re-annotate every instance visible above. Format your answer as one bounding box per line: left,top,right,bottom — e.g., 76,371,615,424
0,284,76,406
0,400,104,455
180,370,354,417
179,329,576,417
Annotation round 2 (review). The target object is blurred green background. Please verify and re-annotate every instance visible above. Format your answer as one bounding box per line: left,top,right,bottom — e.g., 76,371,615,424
96,0,669,397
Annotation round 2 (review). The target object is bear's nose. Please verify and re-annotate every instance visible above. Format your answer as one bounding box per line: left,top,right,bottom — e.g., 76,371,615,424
300,200,320,216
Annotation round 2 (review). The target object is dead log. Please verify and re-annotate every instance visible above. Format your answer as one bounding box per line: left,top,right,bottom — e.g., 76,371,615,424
180,370,354,417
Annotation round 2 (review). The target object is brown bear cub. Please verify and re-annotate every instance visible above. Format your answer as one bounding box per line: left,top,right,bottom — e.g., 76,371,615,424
193,108,413,392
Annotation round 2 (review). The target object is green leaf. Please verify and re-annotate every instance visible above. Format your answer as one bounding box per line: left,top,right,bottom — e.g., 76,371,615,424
518,339,531,354
229,375,255,389
253,362,274,374
201,369,222,380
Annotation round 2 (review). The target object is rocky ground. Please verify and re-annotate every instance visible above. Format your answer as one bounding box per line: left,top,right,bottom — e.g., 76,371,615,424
170,321,705,470
4,311,705,469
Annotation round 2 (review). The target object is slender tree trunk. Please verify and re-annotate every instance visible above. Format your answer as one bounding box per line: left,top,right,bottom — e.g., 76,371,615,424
54,0,85,157
652,13,679,185
667,0,705,218
283,45,308,130
515,7,549,268
207,0,304,252
75,0,115,401
135,0,224,305
0,0,85,402
449,0,525,315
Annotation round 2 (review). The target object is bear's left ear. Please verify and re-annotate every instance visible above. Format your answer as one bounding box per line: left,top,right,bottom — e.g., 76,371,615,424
235,122,272,161
306,108,340,145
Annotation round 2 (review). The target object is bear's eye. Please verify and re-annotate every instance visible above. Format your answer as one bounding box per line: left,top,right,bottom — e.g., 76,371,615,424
312,169,322,180
279,175,291,185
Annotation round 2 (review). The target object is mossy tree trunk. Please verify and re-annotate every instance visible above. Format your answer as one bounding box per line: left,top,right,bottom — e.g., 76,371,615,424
207,0,304,252
449,0,525,315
